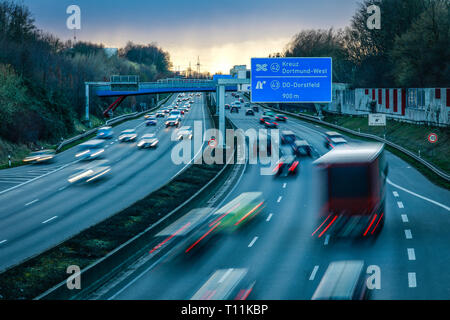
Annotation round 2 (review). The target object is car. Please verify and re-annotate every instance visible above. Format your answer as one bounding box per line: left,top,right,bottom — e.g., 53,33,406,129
312,261,368,300
230,106,239,113
144,113,155,119
146,118,157,126
177,126,193,140
118,129,138,142
263,110,274,117
273,146,299,176
245,108,255,116
23,149,56,164
275,114,287,122
96,126,114,139
170,110,182,118
264,119,278,128
239,98,244,103
68,160,111,184
259,115,273,124
156,111,165,117
324,131,343,148
329,137,348,148
225,104,230,110
165,115,181,127
75,140,105,160
137,133,159,149
292,139,312,157
234,101,241,108
280,130,297,145
252,105,259,112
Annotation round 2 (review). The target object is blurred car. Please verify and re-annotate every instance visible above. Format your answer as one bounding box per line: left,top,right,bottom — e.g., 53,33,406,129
211,192,265,232
324,131,343,149
259,115,273,124
273,146,299,176
264,119,278,128
225,104,230,110
156,111,165,117
233,101,241,108
170,110,182,118
68,160,111,184
118,129,138,142
145,116,157,126
137,133,159,149
292,139,312,157
144,113,155,119
329,137,348,148
280,130,297,145
177,126,193,140
252,105,259,112
165,115,181,127
230,106,239,113
239,98,244,103
75,139,105,160
275,114,287,122
312,261,368,300
245,108,254,116
96,126,114,139
263,110,274,116
23,149,56,164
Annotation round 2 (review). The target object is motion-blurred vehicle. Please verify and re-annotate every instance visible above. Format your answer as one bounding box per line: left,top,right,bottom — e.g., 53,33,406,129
264,119,278,128
176,126,193,140
225,104,230,110
137,133,159,149
165,115,181,127
230,106,239,113
156,111,165,117
329,137,348,148
239,98,244,103
233,101,241,108
118,129,138,142
259,115,273,124
75,139,105,160
292,139,312,157
273,145,299,176
96,126,114,139
252,105,259,112
280,130,297,145
23,149,56,164
324,131,343,149
275,114,287,122
313,143,388,238
211,192,265,232
245,108,254,116
312,260,368,300
263,110,274,117
68,160,111,184
145,116,157,126
144,113,155,119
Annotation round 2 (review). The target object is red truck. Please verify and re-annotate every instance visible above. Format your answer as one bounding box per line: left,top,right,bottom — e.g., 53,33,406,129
312,143,388,238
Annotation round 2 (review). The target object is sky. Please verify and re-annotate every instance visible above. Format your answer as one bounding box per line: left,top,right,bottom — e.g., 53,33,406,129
19,0,360,74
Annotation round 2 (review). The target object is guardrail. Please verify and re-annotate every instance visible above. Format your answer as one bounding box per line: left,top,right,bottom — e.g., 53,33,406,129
243,93,450,182
55,94,173,152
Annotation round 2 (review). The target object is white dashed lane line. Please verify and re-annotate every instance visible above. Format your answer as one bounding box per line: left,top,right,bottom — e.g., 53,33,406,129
248,236,258,248
277,196,282,203
282,183,287,189
393,191,399,197
407,248,416,261
42,216,58,224
405,229,413,239
397,201,404,209
401,214,409,223
0,240,7,245
25,199,39,207
408,272,417,288
324,235,330,246
266,213,273,222
309,266,319,281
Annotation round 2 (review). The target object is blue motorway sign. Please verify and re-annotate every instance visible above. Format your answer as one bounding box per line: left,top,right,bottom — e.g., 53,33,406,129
251,57,332,103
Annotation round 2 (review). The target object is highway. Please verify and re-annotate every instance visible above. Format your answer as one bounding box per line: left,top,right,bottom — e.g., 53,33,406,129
0,93,212,271
95,93,450,300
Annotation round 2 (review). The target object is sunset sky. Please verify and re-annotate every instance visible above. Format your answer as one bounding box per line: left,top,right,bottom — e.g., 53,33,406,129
20,0,359,74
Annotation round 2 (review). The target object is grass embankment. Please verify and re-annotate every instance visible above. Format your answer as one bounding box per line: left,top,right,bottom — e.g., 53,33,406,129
0,161,223,300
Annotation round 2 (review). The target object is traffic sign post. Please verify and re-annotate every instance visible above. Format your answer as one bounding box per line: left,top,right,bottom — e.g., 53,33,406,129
250,57,332,103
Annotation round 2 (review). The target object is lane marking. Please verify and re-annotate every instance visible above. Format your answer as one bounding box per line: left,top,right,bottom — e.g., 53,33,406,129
248,236,258,248
401,214,409,223
25,199,39,206
397,201,404,209
58,186,67,191
266,213,273,222
407,248,416,261
324,234,330,245
393,191,399,197
405,229,413,239
309,266,319,281
408,272,417,288
387,178,450,211
218,268,233,284
0,240,7,245
42,216,58,224
277,196,282,203
282,183,287,189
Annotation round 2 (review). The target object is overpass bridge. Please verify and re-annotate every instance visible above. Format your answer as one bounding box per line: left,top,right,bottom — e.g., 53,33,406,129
85,76,250,147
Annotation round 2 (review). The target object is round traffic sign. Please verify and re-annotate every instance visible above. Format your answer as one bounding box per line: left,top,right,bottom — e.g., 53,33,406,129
427,133,438,143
